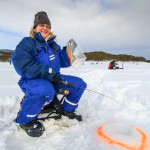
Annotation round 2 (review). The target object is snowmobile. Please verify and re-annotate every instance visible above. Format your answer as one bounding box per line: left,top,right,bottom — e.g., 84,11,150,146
108,60,123,70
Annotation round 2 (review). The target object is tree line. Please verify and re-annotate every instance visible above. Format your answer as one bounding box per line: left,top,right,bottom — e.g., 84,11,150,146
0,50,13,62
84,51,150,62
0,49,149,63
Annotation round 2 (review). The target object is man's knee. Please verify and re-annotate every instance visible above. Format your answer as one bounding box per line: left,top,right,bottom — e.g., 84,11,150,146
76,78,87,90
39,83,55,98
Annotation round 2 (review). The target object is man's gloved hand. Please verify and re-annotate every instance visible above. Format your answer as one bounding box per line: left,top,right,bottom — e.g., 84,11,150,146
52,74,63,85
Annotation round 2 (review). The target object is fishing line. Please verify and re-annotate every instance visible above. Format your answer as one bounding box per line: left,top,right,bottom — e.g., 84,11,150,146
61,81,119,104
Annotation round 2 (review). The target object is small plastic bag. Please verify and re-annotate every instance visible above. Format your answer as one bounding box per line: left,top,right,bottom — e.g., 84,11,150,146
67,39,86,69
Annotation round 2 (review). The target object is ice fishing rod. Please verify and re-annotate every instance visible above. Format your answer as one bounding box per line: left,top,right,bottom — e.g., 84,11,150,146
61,81,119,103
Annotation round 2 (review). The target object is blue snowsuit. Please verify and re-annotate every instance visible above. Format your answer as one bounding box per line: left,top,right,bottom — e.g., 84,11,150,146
12,32,87,124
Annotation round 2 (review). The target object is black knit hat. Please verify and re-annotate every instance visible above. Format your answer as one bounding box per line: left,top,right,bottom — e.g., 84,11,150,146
34,11,51,29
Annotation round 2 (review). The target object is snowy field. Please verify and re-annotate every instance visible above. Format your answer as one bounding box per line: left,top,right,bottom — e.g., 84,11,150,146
0,61,150,150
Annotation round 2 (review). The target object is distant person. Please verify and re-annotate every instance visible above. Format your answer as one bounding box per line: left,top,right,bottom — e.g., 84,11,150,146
108,60,117,69
11,11,87,137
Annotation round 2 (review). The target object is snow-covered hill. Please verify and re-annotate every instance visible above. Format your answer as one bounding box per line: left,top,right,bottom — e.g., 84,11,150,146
0,61,150,150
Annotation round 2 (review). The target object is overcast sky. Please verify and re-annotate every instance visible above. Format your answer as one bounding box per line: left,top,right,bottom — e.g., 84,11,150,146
0,0,150,59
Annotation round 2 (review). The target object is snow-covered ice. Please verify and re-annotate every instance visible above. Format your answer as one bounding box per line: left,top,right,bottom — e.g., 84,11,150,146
0,61,150,150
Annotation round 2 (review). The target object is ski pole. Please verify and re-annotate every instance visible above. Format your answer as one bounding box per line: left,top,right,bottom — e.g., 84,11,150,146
61,81,118,103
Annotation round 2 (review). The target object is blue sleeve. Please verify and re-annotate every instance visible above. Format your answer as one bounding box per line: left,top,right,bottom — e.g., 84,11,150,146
48,41,70,68
12,37,55,81
58,47,70,68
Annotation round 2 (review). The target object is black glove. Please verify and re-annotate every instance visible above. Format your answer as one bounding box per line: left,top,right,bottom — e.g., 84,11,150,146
52,74,63,85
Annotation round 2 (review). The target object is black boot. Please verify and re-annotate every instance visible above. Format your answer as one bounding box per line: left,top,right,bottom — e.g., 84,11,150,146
20,120,45,137
62,111,82,122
